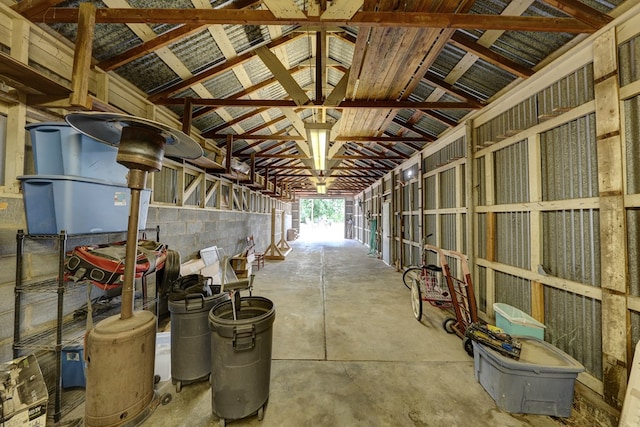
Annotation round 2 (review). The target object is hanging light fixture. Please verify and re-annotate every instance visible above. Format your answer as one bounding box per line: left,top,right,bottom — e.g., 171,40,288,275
316,182,327,194
305,123,331,172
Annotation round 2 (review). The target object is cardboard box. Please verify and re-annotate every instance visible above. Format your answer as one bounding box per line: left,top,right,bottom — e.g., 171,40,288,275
0,354,48,427
230,255,254,278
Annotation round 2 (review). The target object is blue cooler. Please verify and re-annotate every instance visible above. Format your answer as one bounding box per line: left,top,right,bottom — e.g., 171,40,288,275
61,345,86,388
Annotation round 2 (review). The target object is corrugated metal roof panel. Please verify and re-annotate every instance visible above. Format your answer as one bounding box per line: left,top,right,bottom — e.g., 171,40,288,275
169,30,223,74
117,53,180,94
329,35,354,67
201,70,243,98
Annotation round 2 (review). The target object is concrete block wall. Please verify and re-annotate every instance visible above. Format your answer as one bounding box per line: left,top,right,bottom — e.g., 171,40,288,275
146,206,273,262
0,195,280,362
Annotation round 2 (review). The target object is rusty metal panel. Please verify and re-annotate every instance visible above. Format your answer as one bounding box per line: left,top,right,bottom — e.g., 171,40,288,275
495,139,529,204
540,114,598,201
495,212,530,269
542,210,600,286
544,287,603,380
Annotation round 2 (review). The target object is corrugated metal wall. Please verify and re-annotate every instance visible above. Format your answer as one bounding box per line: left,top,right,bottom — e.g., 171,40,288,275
545,287,603,380
353,21,640,393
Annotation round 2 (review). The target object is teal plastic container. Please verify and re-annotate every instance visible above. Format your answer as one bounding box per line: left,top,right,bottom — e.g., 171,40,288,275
493,302,545,340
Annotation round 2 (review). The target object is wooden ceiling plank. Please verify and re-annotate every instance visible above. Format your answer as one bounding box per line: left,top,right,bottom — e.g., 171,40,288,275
262,0,306,19
0,51,70,97
321,0,364,20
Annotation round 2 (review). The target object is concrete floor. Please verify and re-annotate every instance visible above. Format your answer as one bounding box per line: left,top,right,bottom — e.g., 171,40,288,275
64,236,569,427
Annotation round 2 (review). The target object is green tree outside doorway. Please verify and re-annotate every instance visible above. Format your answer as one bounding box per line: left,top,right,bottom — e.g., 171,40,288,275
300,198,345,226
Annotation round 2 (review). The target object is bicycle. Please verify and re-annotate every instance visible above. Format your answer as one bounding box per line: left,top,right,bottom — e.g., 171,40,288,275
402,237,452,320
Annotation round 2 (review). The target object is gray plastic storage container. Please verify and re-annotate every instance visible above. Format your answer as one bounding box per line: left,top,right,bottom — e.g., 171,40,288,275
169,292,229,392
208,297,275,424
473,336,584,417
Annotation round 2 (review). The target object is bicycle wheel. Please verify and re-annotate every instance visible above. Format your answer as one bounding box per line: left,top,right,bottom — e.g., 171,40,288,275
402,267,421,290
411,279,423,321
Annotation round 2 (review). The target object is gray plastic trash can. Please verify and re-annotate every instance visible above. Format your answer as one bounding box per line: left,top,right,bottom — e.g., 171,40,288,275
208,296,275,425
169,292,229,392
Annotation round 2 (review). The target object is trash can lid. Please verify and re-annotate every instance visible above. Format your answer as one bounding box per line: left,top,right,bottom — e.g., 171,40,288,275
208,296,275,337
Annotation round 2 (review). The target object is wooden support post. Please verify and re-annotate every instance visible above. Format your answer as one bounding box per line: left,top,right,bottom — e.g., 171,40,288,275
528,133,545,323
69,2,95,109
264,208,292,260
226,134,233,174
182,98,193,135
593,27,628,409
277,210,292,253
251,152,256,184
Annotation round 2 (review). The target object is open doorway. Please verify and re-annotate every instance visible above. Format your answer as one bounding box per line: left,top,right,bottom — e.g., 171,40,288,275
299,198,345,241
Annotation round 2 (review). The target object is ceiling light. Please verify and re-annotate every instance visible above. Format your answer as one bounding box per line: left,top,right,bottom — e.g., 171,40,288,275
316,183,327,194
306,123,332,172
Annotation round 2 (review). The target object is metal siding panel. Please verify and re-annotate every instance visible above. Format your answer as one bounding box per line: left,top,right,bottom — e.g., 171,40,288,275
440,214,456,251
495,212,530,269
544,287,603,380
540,114,598,201
627,209,640,296
625,95,640,194
439,169,456,209
424,176,436,210
542,210,600,286
494,271,531,315
495,139,529,204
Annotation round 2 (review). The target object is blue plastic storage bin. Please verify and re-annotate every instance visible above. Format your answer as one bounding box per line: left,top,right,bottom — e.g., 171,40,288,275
19,175,150,235
62,345,85,388
473,336,584,417
493,302,545,340
27,122,128,185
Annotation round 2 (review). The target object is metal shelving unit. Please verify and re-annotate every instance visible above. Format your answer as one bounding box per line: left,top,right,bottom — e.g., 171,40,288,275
13,227,161,422
14,229,71,422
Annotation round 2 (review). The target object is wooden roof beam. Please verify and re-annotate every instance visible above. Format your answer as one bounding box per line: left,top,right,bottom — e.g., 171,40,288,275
541,0,613,28
31,10,596,34
160,98,480,109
